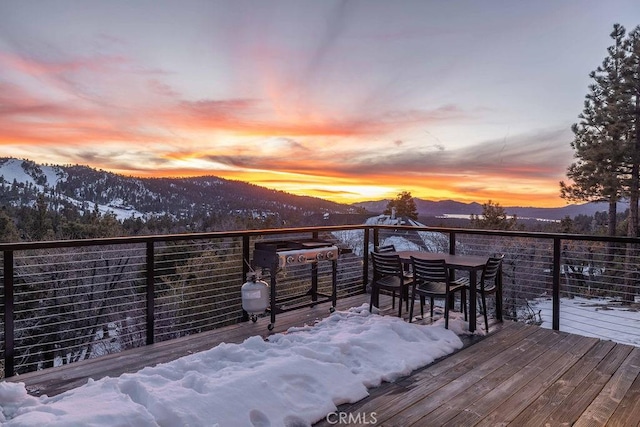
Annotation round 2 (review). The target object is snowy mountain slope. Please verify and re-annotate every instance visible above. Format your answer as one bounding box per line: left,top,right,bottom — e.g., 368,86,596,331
0,158,66,188
0,158,359,223
0,158,146,220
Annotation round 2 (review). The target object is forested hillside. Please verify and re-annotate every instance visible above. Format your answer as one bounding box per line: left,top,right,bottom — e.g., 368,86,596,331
0,158,364,241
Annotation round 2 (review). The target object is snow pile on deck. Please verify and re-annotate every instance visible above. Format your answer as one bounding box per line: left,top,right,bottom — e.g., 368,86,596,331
0,305,464,426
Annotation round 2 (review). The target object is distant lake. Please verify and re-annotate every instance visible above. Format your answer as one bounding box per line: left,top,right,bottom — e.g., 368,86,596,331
437,213,559,223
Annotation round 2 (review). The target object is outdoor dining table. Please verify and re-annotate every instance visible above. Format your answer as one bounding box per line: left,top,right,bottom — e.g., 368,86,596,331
394,251,496,332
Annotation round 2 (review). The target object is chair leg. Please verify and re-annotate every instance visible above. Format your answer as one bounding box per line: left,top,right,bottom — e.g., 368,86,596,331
420,295,425,318
409,290,415,323
397,290,403,318
444,296,449,329
461,288,468,321
430,297,435,320
481,292,489,332
391,291,396,308
369,286,376,314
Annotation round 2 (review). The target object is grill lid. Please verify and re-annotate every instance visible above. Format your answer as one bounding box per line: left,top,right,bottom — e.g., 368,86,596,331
254,239,334,252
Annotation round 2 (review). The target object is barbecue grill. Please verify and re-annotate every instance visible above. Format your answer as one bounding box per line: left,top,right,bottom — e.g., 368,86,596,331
252,239,339,330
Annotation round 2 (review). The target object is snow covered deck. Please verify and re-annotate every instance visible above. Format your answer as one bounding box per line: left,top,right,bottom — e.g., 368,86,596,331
6,293,404,397
6,293,640,426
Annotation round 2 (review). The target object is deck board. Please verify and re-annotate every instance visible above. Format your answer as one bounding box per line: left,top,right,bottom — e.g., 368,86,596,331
506,338,615,427
576,347,640,426
541,342,634,426
390,328,569,426
453,332,597,427
5,292,640,426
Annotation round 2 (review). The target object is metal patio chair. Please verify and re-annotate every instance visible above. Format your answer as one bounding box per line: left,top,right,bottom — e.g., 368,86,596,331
455,255,504,332
369,251,413,317
409,256,466,329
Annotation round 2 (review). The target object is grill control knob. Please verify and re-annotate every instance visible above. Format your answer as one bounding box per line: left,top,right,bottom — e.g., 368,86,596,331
298,254,306,263
326,251,336,260
286,255,295,264
316,252,325,260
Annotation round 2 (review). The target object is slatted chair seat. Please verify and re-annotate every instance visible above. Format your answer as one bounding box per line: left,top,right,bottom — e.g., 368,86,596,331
376,275,404,288
456,277,498,293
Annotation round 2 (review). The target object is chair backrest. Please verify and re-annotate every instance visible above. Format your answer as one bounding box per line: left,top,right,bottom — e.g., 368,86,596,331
410,256,448,283
371,251,403,279
482,255,504,284
375,244,396,253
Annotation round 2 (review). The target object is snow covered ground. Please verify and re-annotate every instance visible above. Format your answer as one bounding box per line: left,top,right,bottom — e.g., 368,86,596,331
530,296,640,347
0,305,467,427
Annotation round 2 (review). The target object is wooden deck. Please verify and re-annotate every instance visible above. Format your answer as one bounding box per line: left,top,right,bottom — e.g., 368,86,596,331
6,293,640,426
314,320,640,427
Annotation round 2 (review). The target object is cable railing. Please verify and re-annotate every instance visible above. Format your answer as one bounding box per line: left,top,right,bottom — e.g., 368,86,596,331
2,224,640,379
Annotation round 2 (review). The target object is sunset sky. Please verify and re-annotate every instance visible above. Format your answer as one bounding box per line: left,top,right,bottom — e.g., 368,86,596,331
1,1,639,207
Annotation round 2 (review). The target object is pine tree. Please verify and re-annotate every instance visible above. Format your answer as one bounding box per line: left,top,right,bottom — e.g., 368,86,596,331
0,207,19,242
620,26,640,301
384,191,418,221
622,26,640,237
30,193,55,241
470,200,518,230
560,24,630,237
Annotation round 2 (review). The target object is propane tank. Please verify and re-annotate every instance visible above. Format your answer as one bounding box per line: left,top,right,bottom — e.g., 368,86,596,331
241,271,269,322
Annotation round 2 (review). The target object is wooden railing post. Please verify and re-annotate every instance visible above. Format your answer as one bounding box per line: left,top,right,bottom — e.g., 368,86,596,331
146,241,155,345
553,237,561,331
4,250,14,377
